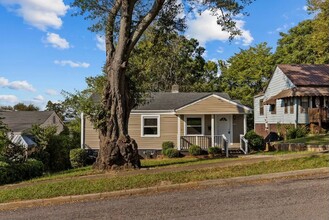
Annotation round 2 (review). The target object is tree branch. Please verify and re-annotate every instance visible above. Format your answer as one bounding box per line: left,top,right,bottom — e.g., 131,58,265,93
127,0,165,55
105,0,122,61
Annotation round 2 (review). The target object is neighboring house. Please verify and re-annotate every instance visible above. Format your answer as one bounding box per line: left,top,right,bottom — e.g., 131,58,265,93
254,64,329,139
82,87,252,155
0,111,64,148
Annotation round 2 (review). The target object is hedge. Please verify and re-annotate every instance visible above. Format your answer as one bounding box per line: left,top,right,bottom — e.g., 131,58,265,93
0,159,44,185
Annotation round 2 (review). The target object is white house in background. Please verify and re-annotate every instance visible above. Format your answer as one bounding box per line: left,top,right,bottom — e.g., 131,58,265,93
254,64,329,139
0,111,64,149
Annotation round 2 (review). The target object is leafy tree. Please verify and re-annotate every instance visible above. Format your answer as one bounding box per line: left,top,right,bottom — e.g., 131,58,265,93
274,20,316,64
29,125,71,171
72,0,254,169
307,0,329,63
0,117,10,154
274,0,329,64
45,101,65,120
219,43,274,107
13,103,39,111
0,106,14,111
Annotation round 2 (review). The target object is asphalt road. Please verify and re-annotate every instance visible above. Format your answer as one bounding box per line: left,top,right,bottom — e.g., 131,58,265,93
1,175,328,220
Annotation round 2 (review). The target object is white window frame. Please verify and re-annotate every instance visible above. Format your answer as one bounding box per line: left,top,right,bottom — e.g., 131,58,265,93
141,115,160,137
184,115,204,136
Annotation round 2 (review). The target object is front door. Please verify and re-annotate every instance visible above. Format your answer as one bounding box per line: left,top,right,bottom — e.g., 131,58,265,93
217,115,231,143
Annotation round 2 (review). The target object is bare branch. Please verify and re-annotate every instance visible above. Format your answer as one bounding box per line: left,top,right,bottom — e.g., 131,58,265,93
105,0,122,61
128,0,165,54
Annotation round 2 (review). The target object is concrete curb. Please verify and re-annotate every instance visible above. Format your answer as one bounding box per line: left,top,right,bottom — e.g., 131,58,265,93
1,167,328,211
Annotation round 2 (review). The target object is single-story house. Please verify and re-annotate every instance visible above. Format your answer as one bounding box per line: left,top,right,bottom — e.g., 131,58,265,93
81,87,252,155
254,64,329,138
0,111,64,147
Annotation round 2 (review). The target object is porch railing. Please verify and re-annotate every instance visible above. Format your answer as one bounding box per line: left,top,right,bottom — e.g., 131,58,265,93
240,135,248,154
180,135,223,150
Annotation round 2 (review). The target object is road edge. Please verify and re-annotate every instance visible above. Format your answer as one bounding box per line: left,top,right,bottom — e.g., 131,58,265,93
1,167,328,211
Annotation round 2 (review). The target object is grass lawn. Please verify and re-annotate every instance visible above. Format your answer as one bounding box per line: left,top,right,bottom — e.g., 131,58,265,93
254,151,315,155
282,134,329,145
29,157,240,183
0,154,327,204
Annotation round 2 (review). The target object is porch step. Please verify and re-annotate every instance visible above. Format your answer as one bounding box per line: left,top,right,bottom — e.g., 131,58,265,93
227,148,243,155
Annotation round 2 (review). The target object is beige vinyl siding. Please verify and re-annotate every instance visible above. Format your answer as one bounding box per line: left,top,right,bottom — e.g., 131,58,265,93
176,96,247,114
40,112,64,134
233,115,244,143
129,114,178,150
85,118,100,149
179,115,184,134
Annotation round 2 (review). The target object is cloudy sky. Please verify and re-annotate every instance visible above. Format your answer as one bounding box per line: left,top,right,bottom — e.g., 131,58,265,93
0,0,310,109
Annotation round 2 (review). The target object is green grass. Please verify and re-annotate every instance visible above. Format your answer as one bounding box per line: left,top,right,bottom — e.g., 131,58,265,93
282,134,329,145
254,151,314,155
141,157,239,168
0,155,328,204
27,157,239,183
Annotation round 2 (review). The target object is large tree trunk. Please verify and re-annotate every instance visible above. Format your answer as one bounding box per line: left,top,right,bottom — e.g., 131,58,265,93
92,0,165,170
94,60,140,170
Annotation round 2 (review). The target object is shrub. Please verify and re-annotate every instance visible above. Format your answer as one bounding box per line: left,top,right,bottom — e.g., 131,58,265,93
244,130,264,151
0,159,44,185
286,126,308,140
46,135,71,172
164,148,180,158
189,145,202,156
162,141,174,154
70,148,87,168
208,147,221,155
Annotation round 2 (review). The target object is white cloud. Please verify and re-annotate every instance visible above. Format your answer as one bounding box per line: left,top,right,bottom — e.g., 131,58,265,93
216,47,224,54
33,95,44,102
45,32,70,49
186,9,253,46
96,35,106,51
46,89,58,96
0,95,19,103
0,0,69,31
54,60,90,68
303,6,308,11
0,77,9,86
0,77,35,92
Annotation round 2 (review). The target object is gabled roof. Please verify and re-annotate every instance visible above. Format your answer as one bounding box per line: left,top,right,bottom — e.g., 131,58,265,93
135,92,233,111
278,64,329,86
0,111,56,132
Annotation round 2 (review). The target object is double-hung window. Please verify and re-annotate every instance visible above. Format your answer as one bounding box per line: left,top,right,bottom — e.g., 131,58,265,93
142,115,160,137
186,117,203,135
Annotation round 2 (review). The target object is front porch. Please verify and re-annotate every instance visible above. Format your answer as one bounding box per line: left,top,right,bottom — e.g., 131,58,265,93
176,114,249,155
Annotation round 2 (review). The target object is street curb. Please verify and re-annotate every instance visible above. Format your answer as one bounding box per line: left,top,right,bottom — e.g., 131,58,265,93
1,167,328,211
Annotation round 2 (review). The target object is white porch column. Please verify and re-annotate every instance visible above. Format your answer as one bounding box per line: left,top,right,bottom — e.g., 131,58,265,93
243,114,247,135
177,115,181,150
80,112,85,149
211,114,215,147
294,98,298,128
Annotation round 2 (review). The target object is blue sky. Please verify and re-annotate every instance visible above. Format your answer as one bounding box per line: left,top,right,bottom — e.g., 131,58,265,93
0,0,311,109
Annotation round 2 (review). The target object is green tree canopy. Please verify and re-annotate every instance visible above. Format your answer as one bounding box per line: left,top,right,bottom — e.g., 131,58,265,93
219,42,275,107
274,0,329,64
13,103,39,111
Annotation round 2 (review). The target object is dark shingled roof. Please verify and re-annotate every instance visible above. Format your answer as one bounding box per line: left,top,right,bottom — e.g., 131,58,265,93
0,111,55,132
278,64,329,86
135,92,232,111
